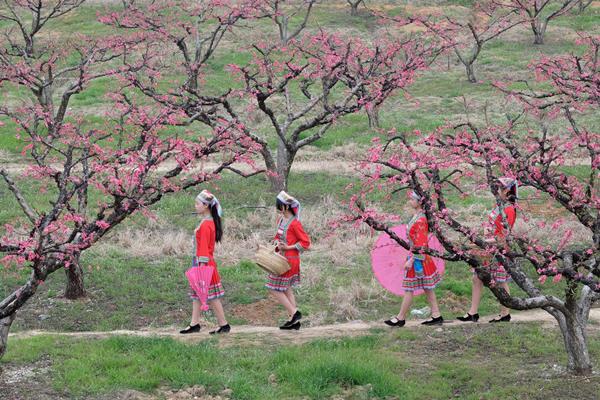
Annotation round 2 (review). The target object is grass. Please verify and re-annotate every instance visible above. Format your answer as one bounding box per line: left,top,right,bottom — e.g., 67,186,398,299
2,324,600,399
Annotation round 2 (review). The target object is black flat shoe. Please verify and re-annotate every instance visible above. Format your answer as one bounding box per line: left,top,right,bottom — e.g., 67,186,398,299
282,310,302,328
280,321,301,330
421,316,444,326
209,324,231,335
179,324,201,334
384,317,406,327
456,313,479,322
489,314,511,323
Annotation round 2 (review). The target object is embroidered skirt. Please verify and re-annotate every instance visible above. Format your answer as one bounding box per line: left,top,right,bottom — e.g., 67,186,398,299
402,257,441,292
472,261,512,283
266,257,300,292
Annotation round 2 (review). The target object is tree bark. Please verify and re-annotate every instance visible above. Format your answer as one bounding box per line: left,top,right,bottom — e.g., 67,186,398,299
367,104,381,128
555,312,593,375
465,63,477,83
532,20,546,45
349,1,362,16
0,313,16,361
268,142,295,192
64,254,86,299
578,0,592,13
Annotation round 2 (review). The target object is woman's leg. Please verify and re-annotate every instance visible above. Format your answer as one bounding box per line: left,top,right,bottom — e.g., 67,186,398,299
208,298,227,327
424,289,441,318
284,288,297,310
498,282,510,316
469,275,484,315
191,300,202,326
397,292,414,320
271,289,296,315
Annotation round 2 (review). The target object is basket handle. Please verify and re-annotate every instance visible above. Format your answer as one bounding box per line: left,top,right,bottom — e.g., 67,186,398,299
257,243,279,253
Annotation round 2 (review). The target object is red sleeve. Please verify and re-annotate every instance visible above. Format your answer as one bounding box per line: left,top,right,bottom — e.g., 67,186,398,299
494,206,516,237
195,222,211,263
505,206,516,229
291,220,311,252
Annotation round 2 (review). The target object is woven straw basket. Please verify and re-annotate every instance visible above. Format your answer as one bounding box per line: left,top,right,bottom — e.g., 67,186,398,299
253,244,291,276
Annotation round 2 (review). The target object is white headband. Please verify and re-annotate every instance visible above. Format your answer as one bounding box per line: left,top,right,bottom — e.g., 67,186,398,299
409,191,422,201
196,190,223,217
497,177,518,199
277,190,301,219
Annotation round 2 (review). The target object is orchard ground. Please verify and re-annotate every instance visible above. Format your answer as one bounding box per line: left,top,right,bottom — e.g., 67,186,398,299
1,1,599,399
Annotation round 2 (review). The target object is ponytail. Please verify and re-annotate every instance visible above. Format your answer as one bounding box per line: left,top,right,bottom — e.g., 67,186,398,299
506,185,517,205
210,205,223,242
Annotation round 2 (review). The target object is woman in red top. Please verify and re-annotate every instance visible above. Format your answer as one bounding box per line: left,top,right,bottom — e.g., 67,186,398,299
385,191,443,327
180,190,230,335
267,191,311,330
457,177,518,323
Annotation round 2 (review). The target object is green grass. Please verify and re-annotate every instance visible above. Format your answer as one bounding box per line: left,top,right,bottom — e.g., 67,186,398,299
555,6,600,31
45,5,121,36
2,324,600,399
0,119,23,154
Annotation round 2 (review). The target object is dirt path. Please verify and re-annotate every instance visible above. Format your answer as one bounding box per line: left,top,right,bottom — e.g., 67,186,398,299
1,155,592,177
9,309,600,346
0,159,360,177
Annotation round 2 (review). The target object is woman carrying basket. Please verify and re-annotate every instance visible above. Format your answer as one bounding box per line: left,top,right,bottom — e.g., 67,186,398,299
267,191,311,330
180,190,230,335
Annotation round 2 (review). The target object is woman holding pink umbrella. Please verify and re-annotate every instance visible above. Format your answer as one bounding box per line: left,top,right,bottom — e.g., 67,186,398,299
180,190,230,335
384,191,444,327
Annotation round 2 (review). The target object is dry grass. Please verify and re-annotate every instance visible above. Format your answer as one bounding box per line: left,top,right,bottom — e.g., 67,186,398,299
328,279,387,320
0,149,13,162
296,142,365,162
97,195,374,268
501,23,580,43
102,225,190,259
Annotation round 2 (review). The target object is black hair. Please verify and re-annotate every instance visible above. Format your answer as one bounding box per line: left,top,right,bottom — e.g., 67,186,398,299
495,179,518,206
209,204,223,242
503,184,518,205
276,198,296,215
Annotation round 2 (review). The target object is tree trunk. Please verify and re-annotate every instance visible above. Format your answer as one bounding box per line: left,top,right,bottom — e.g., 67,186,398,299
64,254,86,299
465,63,477,83
556,313,593,375
367,104,381,129
532,20,545,45
0,313,15,361
578,0,592,13
279,15,289,44
350,3,359,16
268,141,295,192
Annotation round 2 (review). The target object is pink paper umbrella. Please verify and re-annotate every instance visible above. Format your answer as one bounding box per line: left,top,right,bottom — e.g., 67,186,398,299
185,265,215,311
371,225,445,296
